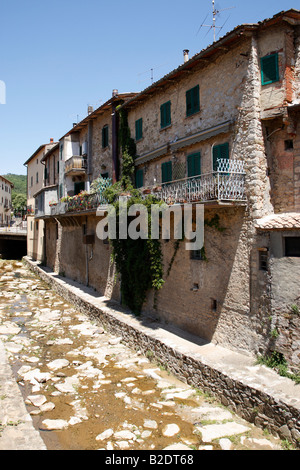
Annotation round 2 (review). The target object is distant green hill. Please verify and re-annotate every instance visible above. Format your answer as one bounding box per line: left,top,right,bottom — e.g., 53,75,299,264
3,174,27,197
2,174,27,214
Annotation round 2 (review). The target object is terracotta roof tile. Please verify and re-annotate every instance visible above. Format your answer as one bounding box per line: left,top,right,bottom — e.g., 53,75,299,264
255,213,300,230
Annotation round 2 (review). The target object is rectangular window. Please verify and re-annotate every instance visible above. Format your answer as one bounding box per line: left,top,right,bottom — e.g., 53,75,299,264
186,85,200,116
102,125,109,148
135,168,144,188
160,101,171,129
285,237,300,257
135,118,143,141
161,161,172,183
213,142,229,171
261,53,279,85
187,152,201,177
259,249,268,271
74,181,85,195
60,143,63,160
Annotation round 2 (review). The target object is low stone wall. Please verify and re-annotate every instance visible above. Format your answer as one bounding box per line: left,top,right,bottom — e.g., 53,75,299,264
23,256,300,448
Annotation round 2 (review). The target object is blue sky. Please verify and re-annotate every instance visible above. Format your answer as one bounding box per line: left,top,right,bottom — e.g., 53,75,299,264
0,0,296,175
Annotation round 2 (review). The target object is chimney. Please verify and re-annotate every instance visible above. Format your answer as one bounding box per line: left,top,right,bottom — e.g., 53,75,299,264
88,105,93,115
183,50,189,63
112,89,118,98
50,138,54,143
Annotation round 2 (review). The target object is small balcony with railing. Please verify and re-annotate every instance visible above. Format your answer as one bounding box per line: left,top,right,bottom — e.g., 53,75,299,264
64,156,87,176
141,159,246,205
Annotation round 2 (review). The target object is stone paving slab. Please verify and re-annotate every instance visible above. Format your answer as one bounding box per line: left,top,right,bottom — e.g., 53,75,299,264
0,339,46,450
23,257,300,447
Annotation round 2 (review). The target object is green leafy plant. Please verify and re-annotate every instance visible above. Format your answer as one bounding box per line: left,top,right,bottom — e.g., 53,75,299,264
102,109,164,315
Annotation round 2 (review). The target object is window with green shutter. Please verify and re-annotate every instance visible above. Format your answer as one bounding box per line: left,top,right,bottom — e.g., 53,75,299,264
102,125,109,148
186,85,200,116
212,143,229,171
135,118,143,141
160,101,171,129
161,161,172,183
135,168,144,188
187,152,201,177
261,53,279,85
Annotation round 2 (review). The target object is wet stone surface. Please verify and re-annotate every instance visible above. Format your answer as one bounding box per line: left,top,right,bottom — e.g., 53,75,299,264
0,260,285,450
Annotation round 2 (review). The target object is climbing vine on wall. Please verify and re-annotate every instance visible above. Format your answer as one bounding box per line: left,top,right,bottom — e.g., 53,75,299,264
103,109,164,315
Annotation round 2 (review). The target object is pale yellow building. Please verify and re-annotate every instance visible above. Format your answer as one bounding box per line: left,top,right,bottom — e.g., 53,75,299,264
0,175,13,226
24,139,57,260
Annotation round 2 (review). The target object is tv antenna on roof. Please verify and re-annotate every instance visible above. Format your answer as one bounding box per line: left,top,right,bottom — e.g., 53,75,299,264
197,1,235,42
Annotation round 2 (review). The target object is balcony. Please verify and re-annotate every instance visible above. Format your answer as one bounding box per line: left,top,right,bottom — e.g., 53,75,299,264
65,156,87,176
50,190,110,217
141,159,246,205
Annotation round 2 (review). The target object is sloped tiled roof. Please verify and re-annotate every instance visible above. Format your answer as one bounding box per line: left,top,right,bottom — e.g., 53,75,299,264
255,213,300,230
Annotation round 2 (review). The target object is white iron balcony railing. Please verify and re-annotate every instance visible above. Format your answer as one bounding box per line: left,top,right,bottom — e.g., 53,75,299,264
142,159,246,204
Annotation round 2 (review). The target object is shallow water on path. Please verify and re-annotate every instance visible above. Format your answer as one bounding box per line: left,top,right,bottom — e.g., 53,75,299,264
0,260,284,450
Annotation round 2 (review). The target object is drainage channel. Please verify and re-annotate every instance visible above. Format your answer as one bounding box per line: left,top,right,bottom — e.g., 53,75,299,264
0,260,284,450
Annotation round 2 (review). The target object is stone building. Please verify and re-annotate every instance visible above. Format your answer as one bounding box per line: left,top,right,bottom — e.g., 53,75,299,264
37,92,136,293
117,9,300,368
28,10,300,370
0,175,13,226
115,9,300,368
24,139,57,260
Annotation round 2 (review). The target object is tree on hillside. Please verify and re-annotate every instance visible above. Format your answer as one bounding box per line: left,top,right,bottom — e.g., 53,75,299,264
12,193,27,216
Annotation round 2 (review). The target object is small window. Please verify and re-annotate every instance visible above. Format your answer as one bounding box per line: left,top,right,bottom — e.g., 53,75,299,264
161,161,172,183
212,143,229,171
285,140,294,151
135,168,144,188
160,101,171,129
186,85,200,117
60,143,63,160
102,125,109,148
187,152,201,177
190,246,206,261
285,237,300,257
135,118,143,141
259,249,268,271
261,53,279,85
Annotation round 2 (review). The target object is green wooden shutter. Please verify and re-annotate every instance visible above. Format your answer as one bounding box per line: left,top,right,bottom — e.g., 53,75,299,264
135,118,143,141
161,161,172,183
102,125,109,148
261,54,279,85
213,143,229,171
187,153,201,177
186,85,200,116
135,169,144,188
160,101,171,128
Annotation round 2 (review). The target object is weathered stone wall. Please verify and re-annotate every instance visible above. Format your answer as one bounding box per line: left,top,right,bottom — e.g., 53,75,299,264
91,113,113,182
57,215,120,302
263,119,300,213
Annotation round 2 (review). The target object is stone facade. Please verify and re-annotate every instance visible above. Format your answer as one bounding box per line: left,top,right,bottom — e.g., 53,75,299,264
27,10,300,371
